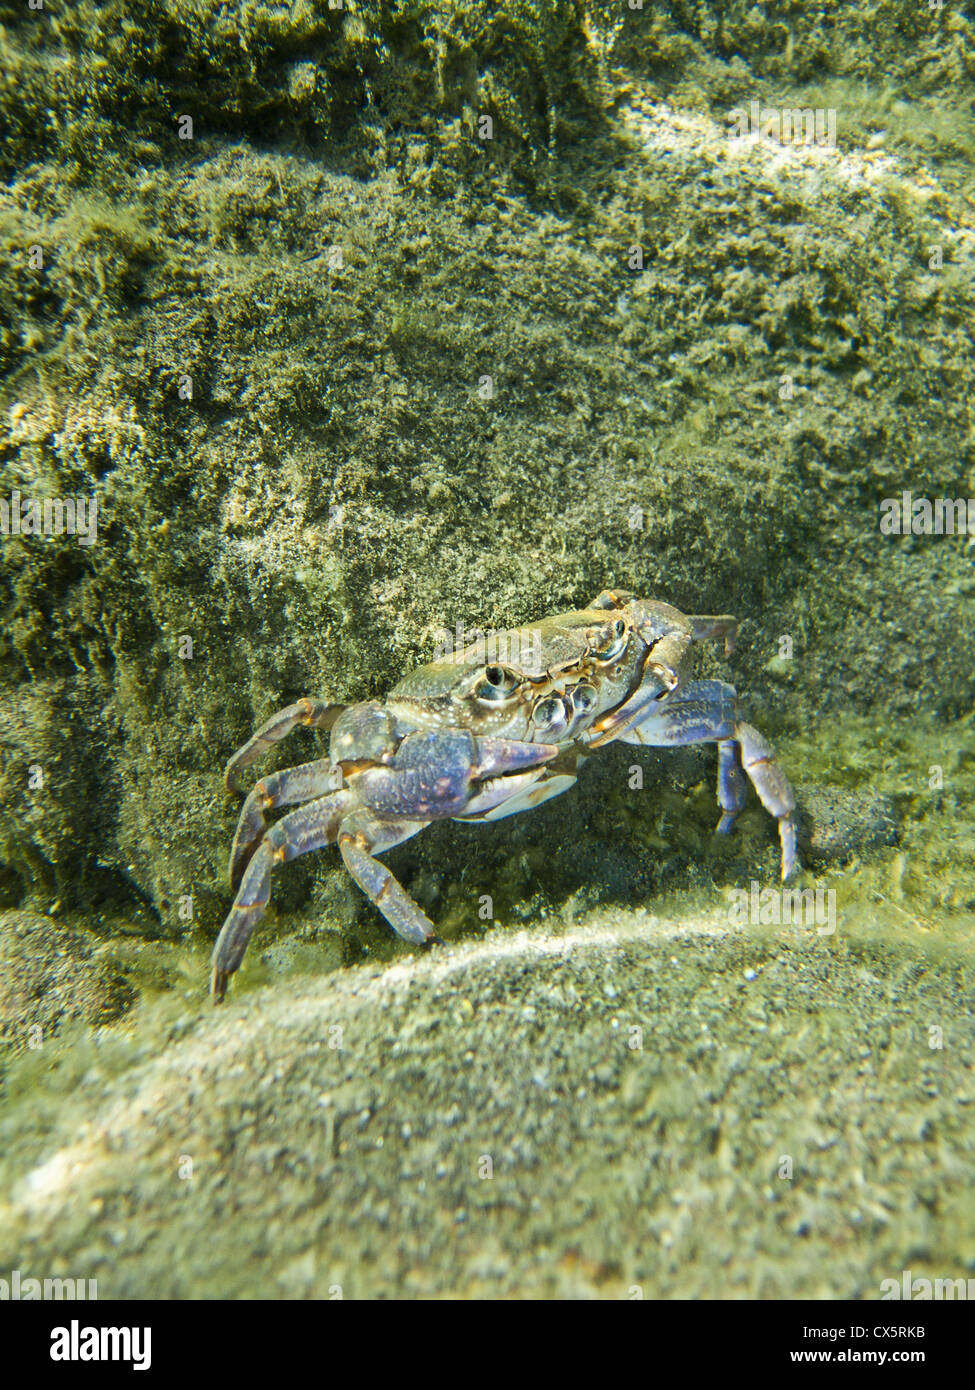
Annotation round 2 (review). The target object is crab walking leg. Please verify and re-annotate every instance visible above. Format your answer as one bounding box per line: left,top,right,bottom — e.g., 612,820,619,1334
211,789,351,1002
716,737,748,831
339,834,437,946
613,680,798,880
224,698,344,791
723,721,798,881
688,614,738,657
229,758,345,890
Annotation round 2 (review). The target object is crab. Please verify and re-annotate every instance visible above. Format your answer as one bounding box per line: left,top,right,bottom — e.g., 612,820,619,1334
210,590,797,1000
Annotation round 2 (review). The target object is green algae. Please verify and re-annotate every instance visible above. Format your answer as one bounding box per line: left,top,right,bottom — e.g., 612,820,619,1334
0,0,970,972
1,122,972,928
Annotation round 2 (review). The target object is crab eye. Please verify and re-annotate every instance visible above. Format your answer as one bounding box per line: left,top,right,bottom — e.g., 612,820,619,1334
475,665,520,703
591,618,628,663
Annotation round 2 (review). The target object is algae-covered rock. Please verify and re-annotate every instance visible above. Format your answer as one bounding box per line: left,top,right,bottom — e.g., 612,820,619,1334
797,784,899,864
0,2,971,963
0,909,136,1054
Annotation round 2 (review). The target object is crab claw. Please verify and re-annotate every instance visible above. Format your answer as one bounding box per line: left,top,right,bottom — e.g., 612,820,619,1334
351,729,560,820
581,663,677,749
470,736,560,779
458,736,563,816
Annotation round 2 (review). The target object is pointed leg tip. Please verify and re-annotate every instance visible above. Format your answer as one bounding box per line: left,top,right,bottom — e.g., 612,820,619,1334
780,841,799,881
779,819,799,881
